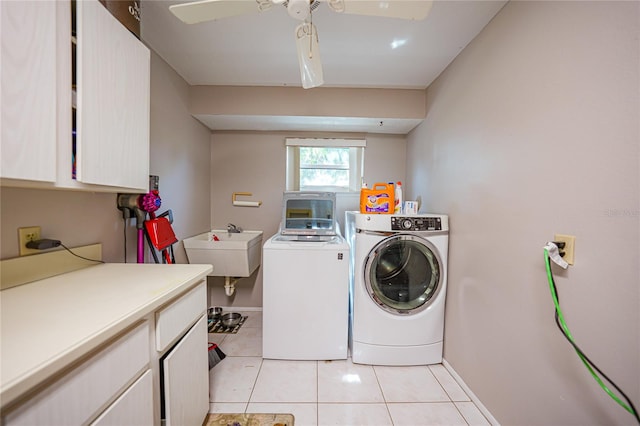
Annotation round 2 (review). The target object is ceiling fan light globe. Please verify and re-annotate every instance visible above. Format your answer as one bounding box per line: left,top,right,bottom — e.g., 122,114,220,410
327,0,345,13
295,22,324,89
332,0,433,20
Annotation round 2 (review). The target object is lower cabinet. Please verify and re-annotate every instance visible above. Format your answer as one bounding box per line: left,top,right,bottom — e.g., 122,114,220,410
3,322,151,425
161,315,209,426
1,281,209,425
155,282,209,425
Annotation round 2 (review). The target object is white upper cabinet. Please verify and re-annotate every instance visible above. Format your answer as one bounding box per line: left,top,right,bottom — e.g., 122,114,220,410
0,1,58,183
0,0,150,192
76,0,150,190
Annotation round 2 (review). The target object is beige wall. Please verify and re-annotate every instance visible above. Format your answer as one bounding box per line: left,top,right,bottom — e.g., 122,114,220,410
407,1,639,425
190,86,425,119
148,52,211,263
0,188,125,261
0,53,211,265
207,131,406,308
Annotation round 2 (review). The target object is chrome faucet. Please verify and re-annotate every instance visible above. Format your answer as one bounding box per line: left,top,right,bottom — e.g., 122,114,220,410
227,223,242,234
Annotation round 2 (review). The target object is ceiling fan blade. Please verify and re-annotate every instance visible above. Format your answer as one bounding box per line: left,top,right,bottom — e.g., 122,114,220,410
295,23,324,89
329,0,433,21
169,0,269,24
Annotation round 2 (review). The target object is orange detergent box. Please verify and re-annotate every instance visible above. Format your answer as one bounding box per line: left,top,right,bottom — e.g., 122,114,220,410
360,183,395,214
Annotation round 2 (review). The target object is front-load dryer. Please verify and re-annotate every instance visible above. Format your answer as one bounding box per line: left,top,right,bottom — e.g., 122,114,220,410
346,212,449,365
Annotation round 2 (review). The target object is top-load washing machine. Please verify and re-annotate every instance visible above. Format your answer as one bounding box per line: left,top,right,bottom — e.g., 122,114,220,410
263,192,350,360
345,212,449,365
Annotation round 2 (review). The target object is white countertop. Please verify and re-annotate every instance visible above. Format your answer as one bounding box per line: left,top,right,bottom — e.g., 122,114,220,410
0,263,212,409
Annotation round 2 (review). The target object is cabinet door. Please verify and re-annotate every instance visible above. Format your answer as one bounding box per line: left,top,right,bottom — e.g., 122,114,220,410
0,1,57,182
91,370,154,426
76,0,149,190
162,315,209,426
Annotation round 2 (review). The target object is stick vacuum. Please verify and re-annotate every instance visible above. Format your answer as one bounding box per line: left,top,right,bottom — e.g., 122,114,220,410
117,194,146,263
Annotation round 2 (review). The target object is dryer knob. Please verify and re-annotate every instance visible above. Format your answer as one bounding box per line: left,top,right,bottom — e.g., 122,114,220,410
402,219,413,230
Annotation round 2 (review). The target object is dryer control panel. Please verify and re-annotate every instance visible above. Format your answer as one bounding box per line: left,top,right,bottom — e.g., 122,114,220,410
391,216,442,231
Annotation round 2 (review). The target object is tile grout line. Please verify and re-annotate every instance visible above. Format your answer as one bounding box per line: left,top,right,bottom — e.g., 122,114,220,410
371,365,395,425
425,365,453,401
427,365,471,426
244,356,264,413
442,359,497,425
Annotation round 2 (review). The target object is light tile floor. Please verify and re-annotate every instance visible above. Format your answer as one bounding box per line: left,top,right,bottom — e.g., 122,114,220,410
208,311,491,426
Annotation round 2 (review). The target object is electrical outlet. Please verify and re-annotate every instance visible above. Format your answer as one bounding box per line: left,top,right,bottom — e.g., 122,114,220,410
18,226,42,256
554,234,576,265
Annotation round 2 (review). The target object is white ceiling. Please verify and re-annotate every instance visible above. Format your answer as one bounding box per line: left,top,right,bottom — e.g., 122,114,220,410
140,0,507,131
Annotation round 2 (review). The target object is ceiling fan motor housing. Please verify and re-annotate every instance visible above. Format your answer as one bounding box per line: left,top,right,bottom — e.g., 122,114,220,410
286,0,311,20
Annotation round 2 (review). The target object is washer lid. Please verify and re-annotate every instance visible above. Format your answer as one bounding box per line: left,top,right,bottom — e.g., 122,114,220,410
280,191,337,237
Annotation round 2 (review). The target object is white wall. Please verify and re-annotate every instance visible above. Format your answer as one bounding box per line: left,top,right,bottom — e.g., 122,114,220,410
407,1,639,424
207,131,406,308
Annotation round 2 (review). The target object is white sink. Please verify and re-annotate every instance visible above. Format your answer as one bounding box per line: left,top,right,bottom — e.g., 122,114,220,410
183,230,263,277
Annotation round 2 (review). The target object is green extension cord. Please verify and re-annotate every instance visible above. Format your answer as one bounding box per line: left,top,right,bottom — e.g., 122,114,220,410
544,249,640,423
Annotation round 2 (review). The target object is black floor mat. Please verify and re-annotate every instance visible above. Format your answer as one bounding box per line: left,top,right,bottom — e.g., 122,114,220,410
208,315,247,334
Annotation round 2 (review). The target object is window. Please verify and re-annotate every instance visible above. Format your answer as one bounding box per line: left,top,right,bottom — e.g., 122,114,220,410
286,138,365,192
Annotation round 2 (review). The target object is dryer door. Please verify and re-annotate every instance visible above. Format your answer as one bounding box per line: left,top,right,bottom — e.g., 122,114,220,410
363,234,443,314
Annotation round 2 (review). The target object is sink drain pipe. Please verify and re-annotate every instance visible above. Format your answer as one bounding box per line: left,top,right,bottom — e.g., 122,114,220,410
224,276,239,296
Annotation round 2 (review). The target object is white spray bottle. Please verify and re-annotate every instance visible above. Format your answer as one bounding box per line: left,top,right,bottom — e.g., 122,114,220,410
394,181,403,214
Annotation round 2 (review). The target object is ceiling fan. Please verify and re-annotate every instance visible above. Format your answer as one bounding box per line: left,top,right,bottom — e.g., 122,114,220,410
169,0,433,89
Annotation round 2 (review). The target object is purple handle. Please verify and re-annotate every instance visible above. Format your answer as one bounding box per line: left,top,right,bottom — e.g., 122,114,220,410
137,229,144,263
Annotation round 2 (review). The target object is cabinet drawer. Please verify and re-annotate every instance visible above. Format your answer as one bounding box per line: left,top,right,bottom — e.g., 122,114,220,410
155,281,206,351
91,369,153,426
4,321,150,426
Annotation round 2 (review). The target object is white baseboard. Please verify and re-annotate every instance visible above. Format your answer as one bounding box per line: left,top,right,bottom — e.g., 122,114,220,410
443,358,500,426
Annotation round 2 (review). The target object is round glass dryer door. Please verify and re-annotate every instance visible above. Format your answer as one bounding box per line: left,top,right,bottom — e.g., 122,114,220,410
364,234,442,314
